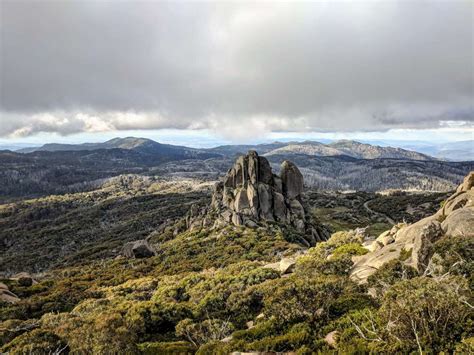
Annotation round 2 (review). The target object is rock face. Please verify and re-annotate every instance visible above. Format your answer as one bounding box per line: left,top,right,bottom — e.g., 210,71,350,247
351,171,474,283
280,160,304,199
121,240,156,259
188,151,329,245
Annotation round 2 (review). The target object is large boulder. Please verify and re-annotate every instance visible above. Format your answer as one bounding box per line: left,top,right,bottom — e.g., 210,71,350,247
121,240,156,259
456,171,474,192
441,207,474,237
437,190,474,217
279,257,297,274
409,220,444,272
0,282,20,304
280,160,304,199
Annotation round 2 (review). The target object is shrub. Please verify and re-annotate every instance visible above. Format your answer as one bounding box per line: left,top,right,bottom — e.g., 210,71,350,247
332,243,368,257
1,329,66,354
367,259,418,294
0,318,41,348
138,341,195,354
245,323,312,353
455,337,474,353
376,276,472,353
308,231,364,259
42,310,140,354
176,318,235,346
296,253,354,276
260,275,359,327
432,235,474,286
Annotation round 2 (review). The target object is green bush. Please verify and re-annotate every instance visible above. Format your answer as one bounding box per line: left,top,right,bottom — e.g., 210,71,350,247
376,276,472,353
1,329,66,354
138,341,195,354
245,323,312,352
176,318,235,346
261,275,358,327
367,259,418,293
332,243,368,257
433,235,474,287
296,253,354,276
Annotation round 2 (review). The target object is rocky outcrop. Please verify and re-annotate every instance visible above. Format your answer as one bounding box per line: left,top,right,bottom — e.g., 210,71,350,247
121,240,156,259
189,151,329,245
351,171,474,283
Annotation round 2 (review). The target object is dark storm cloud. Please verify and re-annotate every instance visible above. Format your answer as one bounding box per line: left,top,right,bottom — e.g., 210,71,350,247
0,0,472,137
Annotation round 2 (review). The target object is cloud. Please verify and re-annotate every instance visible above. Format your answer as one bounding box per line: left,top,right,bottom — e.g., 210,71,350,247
0,0,472,138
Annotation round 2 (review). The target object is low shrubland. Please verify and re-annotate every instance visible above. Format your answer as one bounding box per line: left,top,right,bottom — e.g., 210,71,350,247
1,229,472,353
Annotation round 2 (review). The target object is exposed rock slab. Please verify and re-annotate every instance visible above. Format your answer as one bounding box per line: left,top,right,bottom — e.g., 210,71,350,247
351,171,474,283
441,207,474,237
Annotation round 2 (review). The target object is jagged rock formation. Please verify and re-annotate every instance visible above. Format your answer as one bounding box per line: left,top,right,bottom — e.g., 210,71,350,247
187,151,329,245
351,171,474,283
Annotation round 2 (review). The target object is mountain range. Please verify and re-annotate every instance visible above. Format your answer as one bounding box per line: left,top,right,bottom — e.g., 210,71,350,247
16,137,220,161
15,137,472,161
1,137,472,201
18,137,436,161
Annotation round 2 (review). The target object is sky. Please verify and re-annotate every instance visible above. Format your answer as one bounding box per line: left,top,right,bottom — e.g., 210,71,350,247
0,0,473,147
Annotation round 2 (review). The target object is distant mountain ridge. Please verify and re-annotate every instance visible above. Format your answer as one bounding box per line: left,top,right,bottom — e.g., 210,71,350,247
17,137,220,160
327,140,435,160
396,140,473,162
17,137,438,161
211,139,436,161
1,137,472,201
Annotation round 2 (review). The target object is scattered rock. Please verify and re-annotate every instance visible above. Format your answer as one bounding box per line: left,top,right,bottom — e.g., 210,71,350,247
121,240,156,259
314,308,324,317
262,262,281,272
324,331,339,347
367,287,378,298
279,257,296,274
221,335,233,343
